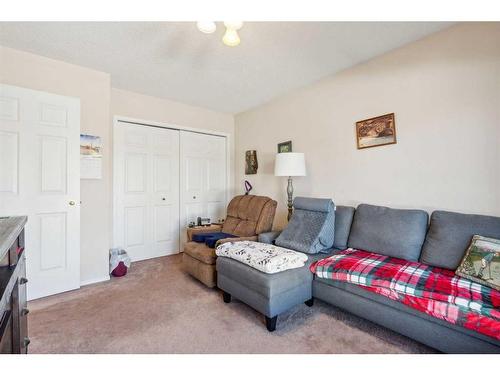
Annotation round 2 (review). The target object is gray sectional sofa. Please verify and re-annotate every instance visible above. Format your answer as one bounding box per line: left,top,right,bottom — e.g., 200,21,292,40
313,204,500,354
219,202,500,354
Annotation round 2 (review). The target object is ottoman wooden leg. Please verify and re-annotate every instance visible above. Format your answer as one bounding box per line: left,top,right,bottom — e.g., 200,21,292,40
265,316,277,332
304,298,314,307
222,291,232,303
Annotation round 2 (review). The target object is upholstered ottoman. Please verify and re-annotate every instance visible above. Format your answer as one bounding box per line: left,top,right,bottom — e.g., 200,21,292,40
217,197,344,331
217,253,325,331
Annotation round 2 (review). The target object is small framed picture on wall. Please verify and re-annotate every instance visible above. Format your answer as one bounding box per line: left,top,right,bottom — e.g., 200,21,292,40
356,113,397,149
277,140,292,153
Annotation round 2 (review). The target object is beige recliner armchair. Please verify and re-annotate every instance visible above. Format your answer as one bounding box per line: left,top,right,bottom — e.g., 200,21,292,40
182,195,277,288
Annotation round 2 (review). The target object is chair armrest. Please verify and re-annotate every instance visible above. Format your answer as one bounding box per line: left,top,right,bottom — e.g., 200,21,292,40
215,235,258,247
187,226,222,241
258,231,282,244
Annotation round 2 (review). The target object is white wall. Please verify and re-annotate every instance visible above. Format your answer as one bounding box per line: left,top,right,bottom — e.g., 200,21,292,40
0,46,235,287
235,23,500,229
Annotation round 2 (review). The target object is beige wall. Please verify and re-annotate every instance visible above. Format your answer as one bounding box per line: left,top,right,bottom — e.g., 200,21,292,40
235,23,500,229
0,46,112,284
0,46,235,286
111,88,234,135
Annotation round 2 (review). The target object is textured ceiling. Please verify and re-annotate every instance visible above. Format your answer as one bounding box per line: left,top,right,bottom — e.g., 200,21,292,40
0,22,452,113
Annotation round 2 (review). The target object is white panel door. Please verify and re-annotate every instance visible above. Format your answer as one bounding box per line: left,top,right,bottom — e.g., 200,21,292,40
180,131,227,248
114,122,180,261
0,84,80,300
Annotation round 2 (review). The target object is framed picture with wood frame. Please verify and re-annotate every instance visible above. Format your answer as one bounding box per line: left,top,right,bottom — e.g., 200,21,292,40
277,140,292,153
356,113,397,149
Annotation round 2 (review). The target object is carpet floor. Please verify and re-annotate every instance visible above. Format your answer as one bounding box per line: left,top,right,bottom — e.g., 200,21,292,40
28,254,436,354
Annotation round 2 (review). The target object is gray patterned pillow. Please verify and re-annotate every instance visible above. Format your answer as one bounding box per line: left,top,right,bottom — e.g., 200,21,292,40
275,197,335,254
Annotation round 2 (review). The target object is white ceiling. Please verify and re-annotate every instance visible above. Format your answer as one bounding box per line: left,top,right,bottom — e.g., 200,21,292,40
0,22,452,114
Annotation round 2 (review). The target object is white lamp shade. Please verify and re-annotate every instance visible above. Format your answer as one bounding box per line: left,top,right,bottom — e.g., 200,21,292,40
274,152,306,177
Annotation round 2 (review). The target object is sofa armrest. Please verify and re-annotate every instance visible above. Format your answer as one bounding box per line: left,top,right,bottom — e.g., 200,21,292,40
187,226,222,241
258,231,282,244
215,235,258,247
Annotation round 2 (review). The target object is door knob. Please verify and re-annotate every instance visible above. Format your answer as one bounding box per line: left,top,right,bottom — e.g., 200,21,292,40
162,197,166,201
193,196,196,199
69,201,76,206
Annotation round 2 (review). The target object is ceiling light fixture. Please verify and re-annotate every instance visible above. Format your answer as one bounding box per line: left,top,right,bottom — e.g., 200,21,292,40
196,21,216,34
222,28,241,47
196,21,244,47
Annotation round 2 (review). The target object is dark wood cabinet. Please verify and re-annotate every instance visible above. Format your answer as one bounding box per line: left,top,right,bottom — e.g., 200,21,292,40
0,217,29,354
0,309,13,353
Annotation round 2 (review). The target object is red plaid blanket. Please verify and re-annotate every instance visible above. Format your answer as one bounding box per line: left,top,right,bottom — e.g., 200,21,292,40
310,249,500,340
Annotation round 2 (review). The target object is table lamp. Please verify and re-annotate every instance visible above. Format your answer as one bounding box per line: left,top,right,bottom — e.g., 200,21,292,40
274,152,306,220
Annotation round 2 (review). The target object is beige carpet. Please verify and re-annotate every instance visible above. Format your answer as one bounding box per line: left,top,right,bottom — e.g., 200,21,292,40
28,254,436,354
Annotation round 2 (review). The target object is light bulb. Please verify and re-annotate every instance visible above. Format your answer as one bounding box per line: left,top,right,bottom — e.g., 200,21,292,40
222,28,240,47
223,21,243,30
196,21,216,34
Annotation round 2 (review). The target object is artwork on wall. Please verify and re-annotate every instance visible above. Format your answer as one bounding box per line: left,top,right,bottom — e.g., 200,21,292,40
245,150,258,174
356,113,397,149
80,134,102,179
277,140,292,153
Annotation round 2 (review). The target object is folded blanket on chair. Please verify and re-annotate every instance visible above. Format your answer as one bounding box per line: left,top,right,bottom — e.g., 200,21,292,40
192,232,237,248
216,241,308,274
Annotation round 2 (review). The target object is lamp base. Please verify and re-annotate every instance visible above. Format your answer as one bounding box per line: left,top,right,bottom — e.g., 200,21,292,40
287,177,293,221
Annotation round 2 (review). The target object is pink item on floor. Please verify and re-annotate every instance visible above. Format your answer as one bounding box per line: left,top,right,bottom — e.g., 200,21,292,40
111,261,128,277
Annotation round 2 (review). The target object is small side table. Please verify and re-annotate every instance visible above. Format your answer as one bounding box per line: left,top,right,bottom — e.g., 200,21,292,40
186,223,223,241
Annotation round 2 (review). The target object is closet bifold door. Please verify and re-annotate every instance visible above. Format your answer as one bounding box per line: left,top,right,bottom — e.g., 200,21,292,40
179,131,227,248
113,122,180,261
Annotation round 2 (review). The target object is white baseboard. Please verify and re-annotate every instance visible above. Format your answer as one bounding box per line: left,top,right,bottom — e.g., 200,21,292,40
80,274,110,287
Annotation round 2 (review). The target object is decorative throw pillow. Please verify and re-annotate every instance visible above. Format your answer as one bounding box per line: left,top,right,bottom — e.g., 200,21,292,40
456,235,500,291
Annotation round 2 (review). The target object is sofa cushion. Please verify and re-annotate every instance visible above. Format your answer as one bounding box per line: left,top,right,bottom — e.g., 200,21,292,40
275,197,335,254
184,242,217,265
420,211,500,270
333,206,355,250
347,204,428,261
